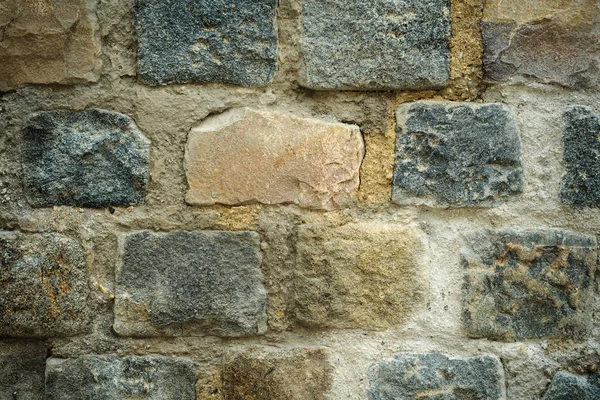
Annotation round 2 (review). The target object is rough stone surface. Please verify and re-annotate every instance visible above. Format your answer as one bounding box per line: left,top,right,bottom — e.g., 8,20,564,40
0,232,91,338
0,0,101,91
0,342,46,400
114,230,267,337
561,106,600,207
542,371,600,400
392,101,523,207
368,353,505,400
185,108,364,210
462,229,597,341
45,355,196,400
134,0,277,86
22,109,150,208
294,223,424,329
299,0,451,90
222,348,332,399
482,0,600,89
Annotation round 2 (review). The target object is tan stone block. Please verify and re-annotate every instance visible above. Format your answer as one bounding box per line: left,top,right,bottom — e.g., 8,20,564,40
185,108,364,210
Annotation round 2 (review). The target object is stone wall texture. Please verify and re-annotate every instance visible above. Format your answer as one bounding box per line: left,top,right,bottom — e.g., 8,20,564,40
0,0,599,399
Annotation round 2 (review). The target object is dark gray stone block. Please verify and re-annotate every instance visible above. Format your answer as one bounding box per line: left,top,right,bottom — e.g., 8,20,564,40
22,109,150,208
0,232,91,338
0,342,46,400
134,0,278,86
542,372,600,400
392,101,523,207
45,355,196,400
462,229,597,341
114,230,267,337
368,353,504,400
299,0,451,90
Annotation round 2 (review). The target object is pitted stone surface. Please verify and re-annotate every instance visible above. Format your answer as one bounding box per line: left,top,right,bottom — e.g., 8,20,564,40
45,355,196,400
392,101,523,207
185,108,364,210
368,353,505,400
134,0,277,86
542,371,600,400
114,230,267,337
22,109,150,208
0,232,91,338
462,229,596,341
0,342,46,400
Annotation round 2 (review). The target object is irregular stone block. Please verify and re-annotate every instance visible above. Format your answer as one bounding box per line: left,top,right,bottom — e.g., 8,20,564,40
294,223,424,329
0,232,91,338
542,371,600,400
114,230,267,337
561,106,600,207
22,109,150,208
0,0,101,91
0,342,46,400
482,0,600,88
462,229,596,341
368,353,505,400
299,0,451,90
392,101,523,207
134,0,277,86
45,355,196,400
185,108,364,210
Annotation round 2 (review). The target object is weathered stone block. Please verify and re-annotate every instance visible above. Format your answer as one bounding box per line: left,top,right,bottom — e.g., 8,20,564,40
0,232,91,338
542,371,600,400
462,229,596,341
222,348,332,399
294,223,424,329
0,342,46,400
482,0,600,88
0,0,101,91
561,106,600,207
114,230,267,337
185,108,364,210
392,101,523,207
368,353,505,400
45,355,196,400
22,109,150,208
134,0,277,86
299,0,451,90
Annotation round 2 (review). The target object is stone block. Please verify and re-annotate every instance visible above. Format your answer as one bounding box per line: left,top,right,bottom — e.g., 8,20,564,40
0,342,46,400
542,371,600,400
462,229,596,341
114,230,267,337
134,0,277,86
185,108,364,210
392,101,523,207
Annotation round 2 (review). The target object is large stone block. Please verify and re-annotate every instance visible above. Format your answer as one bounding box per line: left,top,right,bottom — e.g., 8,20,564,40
368,353,505,400
45,355,196,400
294,223,424,329
0,342,46,400
134,0,277,86
542,371,600,400
299,0,451,90
114,230,267,337
0,0,101,91
185,108,364,210
462,229,596,341
0,232,91,338
22,109,150,208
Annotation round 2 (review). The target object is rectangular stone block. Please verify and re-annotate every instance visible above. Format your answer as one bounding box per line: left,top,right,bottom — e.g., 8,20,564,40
0,232,91,338
462,229,597,341
45,355,196,400
134,0,277,86
393,101,523,207
299,0,451,90
114,230,267,337
0,342,46,400
185,108,364,210
542,371,600,400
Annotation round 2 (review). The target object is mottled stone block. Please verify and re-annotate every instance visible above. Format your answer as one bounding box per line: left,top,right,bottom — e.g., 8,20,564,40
392,101,523,207
462,229,596,341
114,230,267,337
0,342,46,400
22,109,150,208
185,108,364,210
45,355,196,400
368,353,505,400
0,232,91,338
542,371,600,400
0,0,101,91
134,0,277,86
294,223,424,329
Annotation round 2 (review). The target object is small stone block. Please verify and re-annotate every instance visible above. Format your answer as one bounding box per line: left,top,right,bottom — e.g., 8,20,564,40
542,371,600,400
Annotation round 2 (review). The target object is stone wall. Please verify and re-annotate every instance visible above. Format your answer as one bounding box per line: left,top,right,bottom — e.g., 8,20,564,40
0,0,599,399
